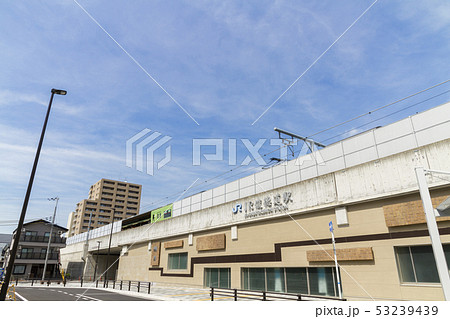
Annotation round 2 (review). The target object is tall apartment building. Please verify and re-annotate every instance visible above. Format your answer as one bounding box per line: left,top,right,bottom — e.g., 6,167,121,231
67,179,142,237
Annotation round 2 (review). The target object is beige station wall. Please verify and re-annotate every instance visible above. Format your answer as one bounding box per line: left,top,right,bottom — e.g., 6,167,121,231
116,187,450,300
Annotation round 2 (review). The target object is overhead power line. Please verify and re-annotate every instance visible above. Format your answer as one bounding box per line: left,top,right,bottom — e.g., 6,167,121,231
320,89,450,144
139,80,450,213
307,79,450,139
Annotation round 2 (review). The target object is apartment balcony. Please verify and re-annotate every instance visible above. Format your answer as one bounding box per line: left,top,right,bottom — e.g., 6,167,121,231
16,252,59,260
20,235,66,244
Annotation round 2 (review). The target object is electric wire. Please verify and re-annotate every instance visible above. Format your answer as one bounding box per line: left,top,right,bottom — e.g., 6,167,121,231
138,144,289,212
319,89,450,144
307,79,450,139
138,80,450,212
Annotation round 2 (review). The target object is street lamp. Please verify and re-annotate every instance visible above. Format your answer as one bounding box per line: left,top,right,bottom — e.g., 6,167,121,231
93,241,101,282
42,197,59,281
0,88,67,301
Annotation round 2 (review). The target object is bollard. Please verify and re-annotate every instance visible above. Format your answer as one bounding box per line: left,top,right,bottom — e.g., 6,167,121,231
128,281,131,291
96,280,98,288
113,280,115,289
81,278,83,287
297,295,302,301
120,280,123,290
262,291,266,301
234,289,237,301
210,287,214,301
148,282,151,294
137,281,140,293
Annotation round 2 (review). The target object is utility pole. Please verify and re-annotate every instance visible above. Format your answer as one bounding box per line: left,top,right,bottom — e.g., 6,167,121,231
93,241,101,281
329,221,342,299
42,197,59,281
415,167,450,300
0,88,66,301
81,210,94,281
104,207,116,286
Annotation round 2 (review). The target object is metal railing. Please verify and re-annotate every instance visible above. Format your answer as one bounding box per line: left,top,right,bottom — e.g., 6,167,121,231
10,278,153,295
20,235,66,244
210,287,347,301
85,279,152,295
16,252,59,260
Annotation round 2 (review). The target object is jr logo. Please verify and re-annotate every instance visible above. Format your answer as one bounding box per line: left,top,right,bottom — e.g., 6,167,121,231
232,204,242,214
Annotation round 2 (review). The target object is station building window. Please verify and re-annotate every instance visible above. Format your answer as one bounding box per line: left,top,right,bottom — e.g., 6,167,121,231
168,252,188,270
395,245,450,284
241,267,338,297
204,268,230,288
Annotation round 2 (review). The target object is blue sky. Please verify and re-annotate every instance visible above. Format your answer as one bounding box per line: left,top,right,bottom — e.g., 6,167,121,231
1,0,449,234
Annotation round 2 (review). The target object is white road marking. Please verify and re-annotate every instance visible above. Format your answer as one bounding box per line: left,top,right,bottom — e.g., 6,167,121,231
75,293,101,301
15,292,28,301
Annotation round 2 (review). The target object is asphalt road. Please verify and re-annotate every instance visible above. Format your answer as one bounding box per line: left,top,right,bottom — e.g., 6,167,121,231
14,287,154,301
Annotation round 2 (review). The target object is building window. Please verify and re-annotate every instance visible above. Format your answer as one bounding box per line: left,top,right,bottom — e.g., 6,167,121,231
168,253,188,270
241,267,338,297
13,265,26,275
24,231,37,238
204,268,231,288
395,245,450,284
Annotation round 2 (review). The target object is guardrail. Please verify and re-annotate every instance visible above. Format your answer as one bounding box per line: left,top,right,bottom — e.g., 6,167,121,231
210,287,346,301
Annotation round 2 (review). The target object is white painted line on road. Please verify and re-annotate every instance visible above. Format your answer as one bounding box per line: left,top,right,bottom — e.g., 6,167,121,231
75,294,101,301
15,292,28,301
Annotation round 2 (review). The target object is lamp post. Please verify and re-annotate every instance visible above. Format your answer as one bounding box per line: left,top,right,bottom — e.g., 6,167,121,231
42,197,59,281
0,88,67,301
93,241,101,282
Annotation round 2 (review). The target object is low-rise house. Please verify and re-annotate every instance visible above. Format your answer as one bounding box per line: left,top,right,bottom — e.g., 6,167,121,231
4,220,67,280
